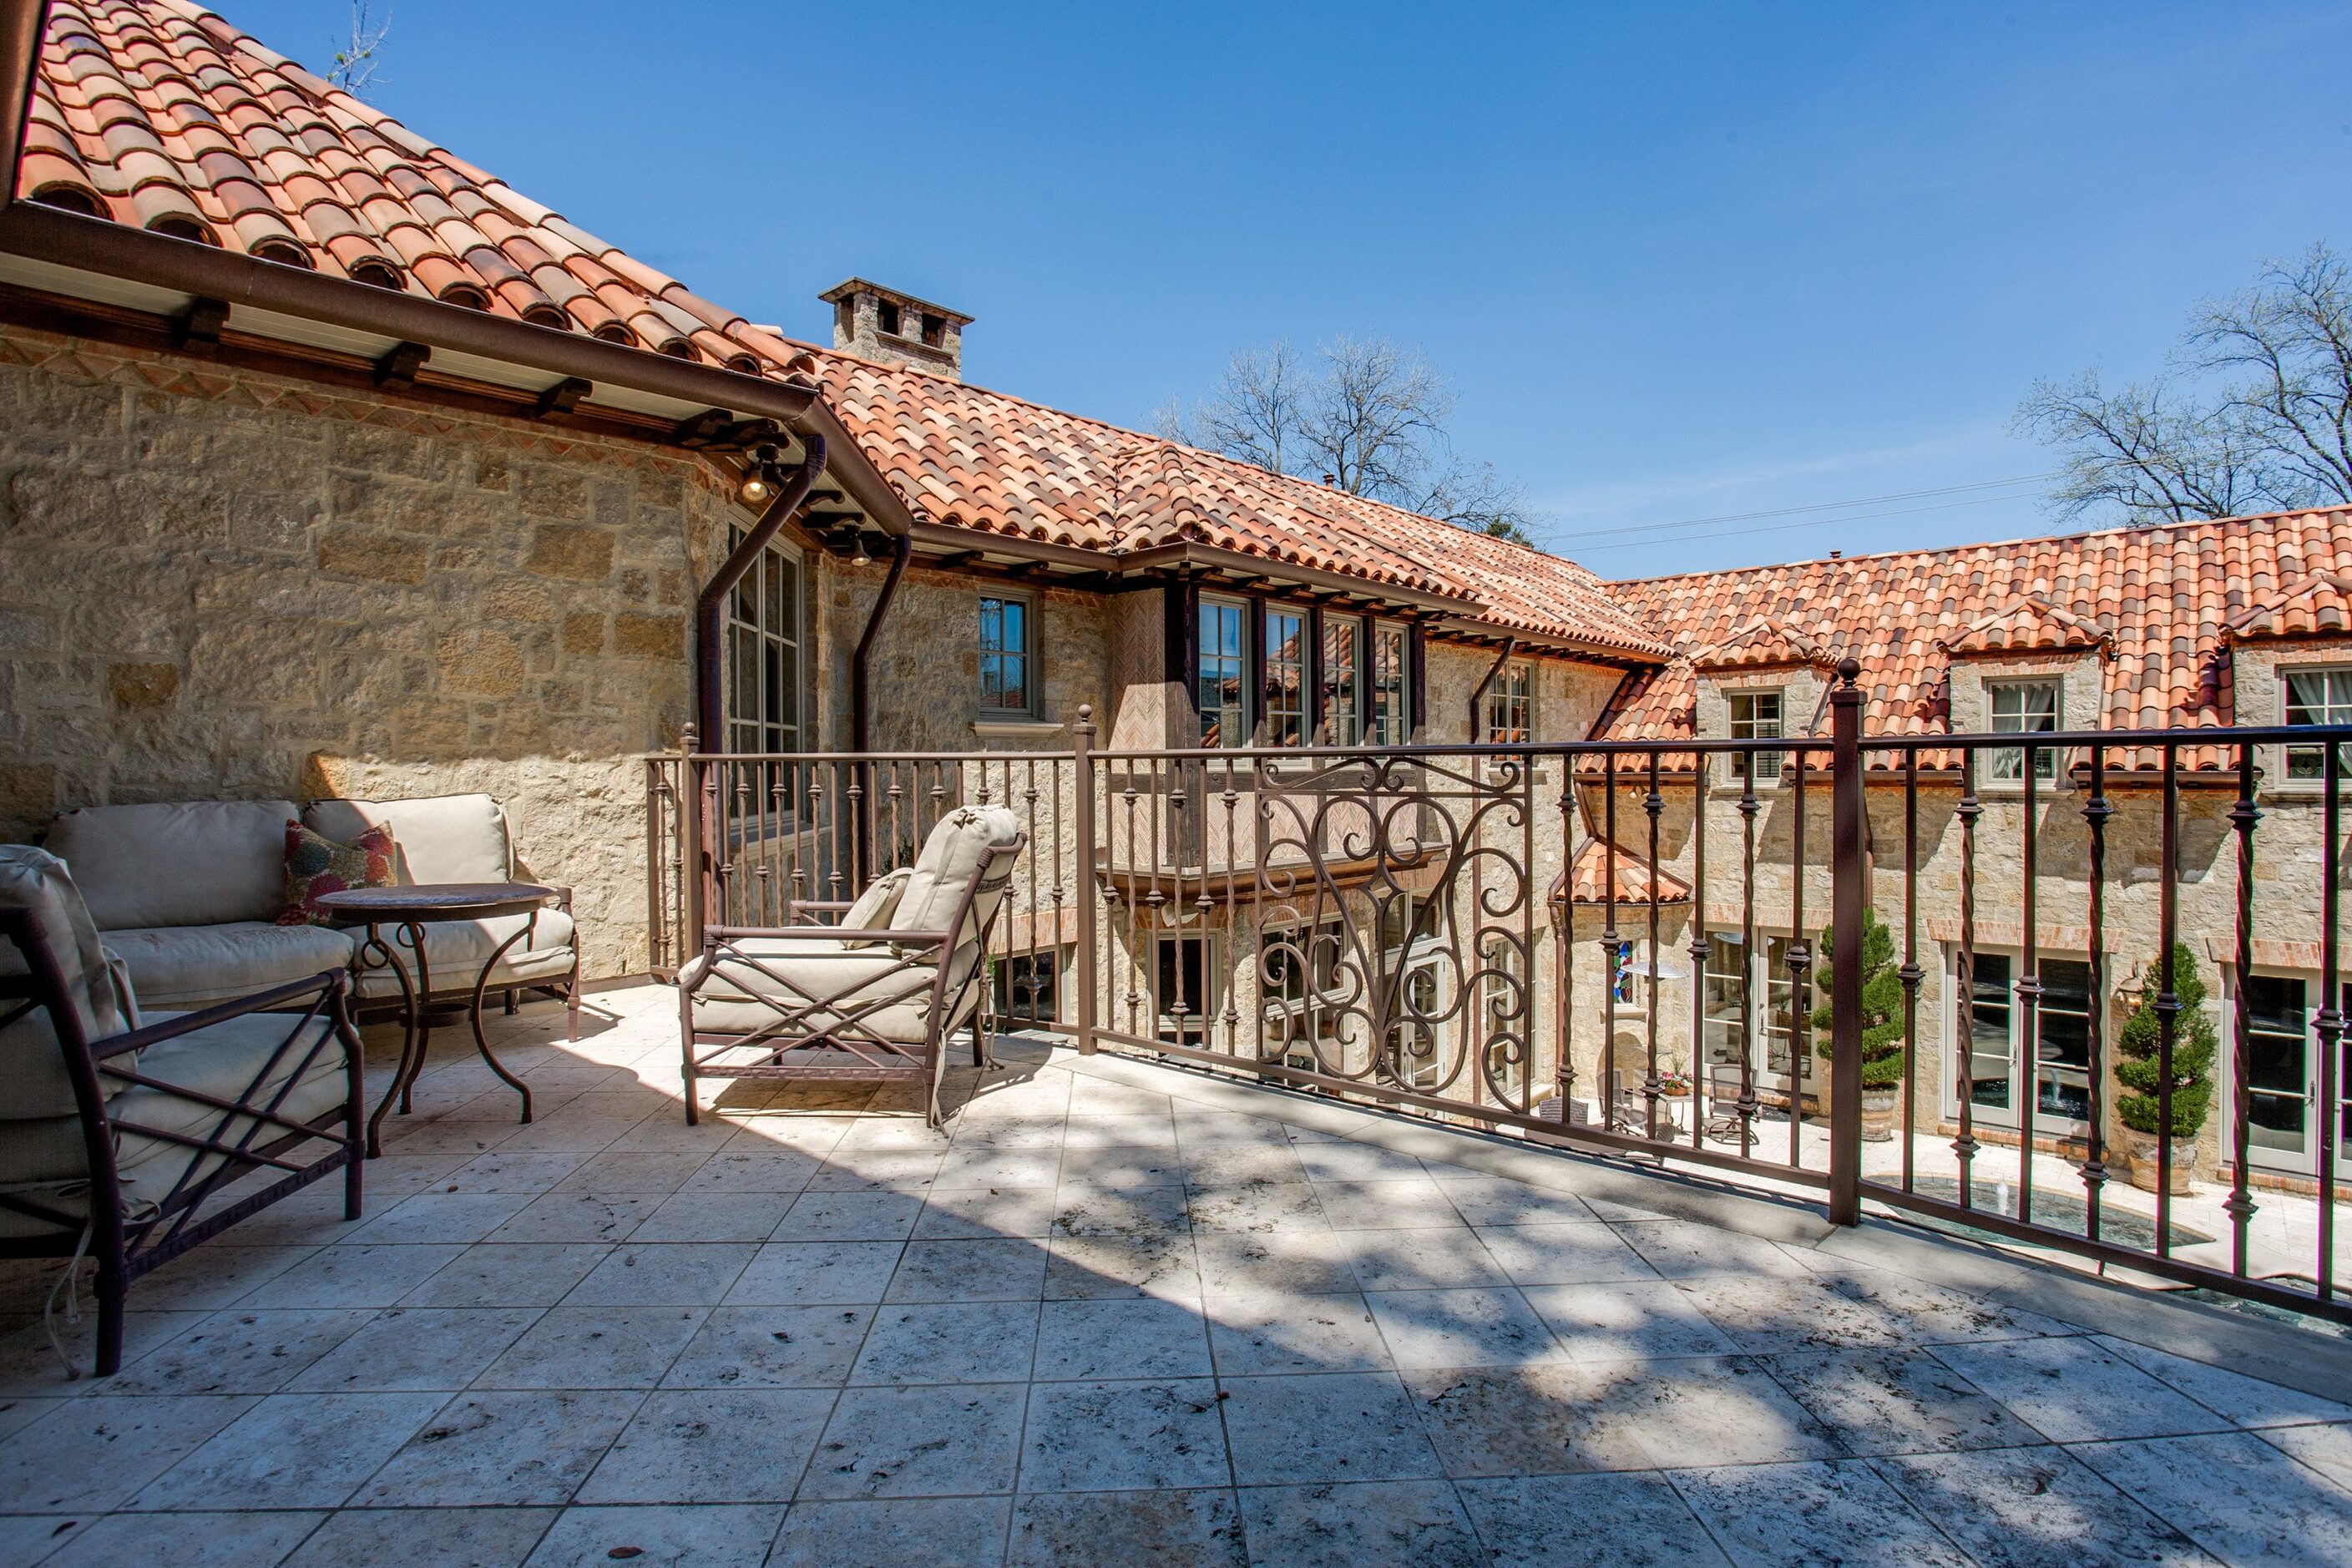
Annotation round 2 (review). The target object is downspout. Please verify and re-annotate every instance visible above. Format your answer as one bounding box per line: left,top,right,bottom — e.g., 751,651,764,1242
850,532,913,881
1468,638,1520,741
695,437,825,749
0,3,47,213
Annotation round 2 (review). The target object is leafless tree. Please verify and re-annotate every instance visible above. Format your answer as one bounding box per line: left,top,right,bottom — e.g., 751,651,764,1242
1159,335,1538,543
2017,243,2352,524
329,2,390,94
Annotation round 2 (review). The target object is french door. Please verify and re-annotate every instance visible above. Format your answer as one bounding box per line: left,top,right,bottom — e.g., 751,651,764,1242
2237,974,2350,1177
1952,951,2093,1131
1701,932,1806,1095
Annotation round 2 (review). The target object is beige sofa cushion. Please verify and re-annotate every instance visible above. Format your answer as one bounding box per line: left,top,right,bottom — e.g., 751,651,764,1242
0,847,137,1121
304,795,512,886
888,806,1021,938
103,922,357,1011
835,867,911,948
45,800,296,928
352,909,575,999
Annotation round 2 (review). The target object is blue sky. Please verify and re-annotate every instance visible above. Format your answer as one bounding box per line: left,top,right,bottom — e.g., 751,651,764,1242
231,2,2352,578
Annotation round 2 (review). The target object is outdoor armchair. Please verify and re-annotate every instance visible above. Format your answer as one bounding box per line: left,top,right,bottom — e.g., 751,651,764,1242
0,845,363,1378
677,806,1027,1125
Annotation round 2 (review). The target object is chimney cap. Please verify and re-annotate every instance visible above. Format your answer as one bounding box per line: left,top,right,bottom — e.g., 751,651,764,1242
817,277,974,328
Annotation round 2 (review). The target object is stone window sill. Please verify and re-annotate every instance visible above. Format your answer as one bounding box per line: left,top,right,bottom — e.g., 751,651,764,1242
971,715,1063,739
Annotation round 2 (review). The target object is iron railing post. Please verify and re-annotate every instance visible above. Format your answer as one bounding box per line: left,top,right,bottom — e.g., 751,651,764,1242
1828,658,1865,1226
679,724,707,961
1074,705,1099,1055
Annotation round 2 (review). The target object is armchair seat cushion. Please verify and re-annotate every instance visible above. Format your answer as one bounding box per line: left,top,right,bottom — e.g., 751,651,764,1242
102,922,357,1011
684,934,948,1044
352,909,575,999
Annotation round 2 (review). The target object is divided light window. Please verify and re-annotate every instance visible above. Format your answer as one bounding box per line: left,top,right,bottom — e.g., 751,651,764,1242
1199,596,1248,746
1322,617,1362,745
978,594,1032,714
1483,660,1532,744
1989,680,2060,781
2285,667,2352,781
1727,690,1782,781
1370,620,1409,746
724,529,802,754
1265,608,1308,746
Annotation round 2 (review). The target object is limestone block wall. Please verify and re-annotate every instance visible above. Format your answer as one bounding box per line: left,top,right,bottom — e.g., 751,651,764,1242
0,322,751,979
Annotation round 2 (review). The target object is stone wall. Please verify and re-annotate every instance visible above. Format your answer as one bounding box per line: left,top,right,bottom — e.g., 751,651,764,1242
0,322,751,978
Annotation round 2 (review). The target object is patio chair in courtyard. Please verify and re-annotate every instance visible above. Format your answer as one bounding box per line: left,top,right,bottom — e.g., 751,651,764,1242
677,805,1026,1125
0,846,363,1377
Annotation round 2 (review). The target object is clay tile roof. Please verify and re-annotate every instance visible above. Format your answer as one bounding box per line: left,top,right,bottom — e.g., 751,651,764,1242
1690,616,1834,672
2222,569,2352,642
1551,837,1694,907
1936,596,2115,660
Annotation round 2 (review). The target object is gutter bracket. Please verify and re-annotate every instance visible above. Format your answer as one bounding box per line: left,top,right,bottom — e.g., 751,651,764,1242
169,295,227,352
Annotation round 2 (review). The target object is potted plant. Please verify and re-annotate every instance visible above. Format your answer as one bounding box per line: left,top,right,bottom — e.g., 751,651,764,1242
2114,942,2216,1194
1658,1069,1693,1098
1811,907,1907,1141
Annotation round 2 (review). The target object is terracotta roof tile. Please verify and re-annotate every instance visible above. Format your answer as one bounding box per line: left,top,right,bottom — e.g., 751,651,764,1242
1551,837,1694,906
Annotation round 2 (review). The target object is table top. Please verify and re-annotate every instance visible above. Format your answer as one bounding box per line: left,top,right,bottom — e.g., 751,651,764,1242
315,881,558,922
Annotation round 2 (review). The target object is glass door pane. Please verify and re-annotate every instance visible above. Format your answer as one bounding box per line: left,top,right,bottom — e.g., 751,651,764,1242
2034,959,2092,1124
1966,952,2014,1115
2245,974,2310,1159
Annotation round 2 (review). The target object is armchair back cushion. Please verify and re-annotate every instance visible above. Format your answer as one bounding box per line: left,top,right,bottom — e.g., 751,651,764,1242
0,845,136,1121
44,799,296,929
835,867,912,948
305,794,512,886
888,806,1022,939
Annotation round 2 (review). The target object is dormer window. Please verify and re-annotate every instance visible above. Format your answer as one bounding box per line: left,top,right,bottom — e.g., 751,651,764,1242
1989,680,2060,782
1727,689,1783,781
2284,667,2352,780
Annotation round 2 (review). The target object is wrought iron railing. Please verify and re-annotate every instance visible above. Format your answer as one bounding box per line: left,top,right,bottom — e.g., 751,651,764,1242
645,675,2352,1326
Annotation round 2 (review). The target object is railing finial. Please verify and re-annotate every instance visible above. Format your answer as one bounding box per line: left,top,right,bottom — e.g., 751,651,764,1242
1834,655,1861,689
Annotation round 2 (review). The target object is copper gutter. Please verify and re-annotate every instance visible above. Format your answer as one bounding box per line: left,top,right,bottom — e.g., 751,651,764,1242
0,3,43,206
696,440,825,748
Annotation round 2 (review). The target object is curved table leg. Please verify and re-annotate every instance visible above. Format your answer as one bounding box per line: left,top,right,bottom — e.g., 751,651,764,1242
470,923,537,1125
361,922,420,1157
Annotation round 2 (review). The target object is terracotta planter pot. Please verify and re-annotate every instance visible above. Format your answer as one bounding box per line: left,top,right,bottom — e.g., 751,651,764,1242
2124,1131,2196,1195
1859,1086,1901,1143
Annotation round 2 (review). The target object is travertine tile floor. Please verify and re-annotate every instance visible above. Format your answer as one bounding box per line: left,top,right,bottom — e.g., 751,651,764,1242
1,983,2348,1566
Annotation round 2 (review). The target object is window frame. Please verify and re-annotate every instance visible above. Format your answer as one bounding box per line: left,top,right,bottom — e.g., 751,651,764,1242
1482,659,1534,745
1945,947,2096,1129
2283,664,2352,784
1263,605,1309,746
976,589,1038,717
1198,594,1251,748
1369,620,1410,746
722,525,806,756
1987,678,2061,784
1321,615,1364,746
1724,688,1785,786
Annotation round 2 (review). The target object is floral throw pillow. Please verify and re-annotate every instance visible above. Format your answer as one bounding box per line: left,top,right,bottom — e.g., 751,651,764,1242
279,819,399,925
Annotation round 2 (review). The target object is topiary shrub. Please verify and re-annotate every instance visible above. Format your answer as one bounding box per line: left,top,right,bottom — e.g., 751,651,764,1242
2115,941,2217,1138
1811,906,1907,1090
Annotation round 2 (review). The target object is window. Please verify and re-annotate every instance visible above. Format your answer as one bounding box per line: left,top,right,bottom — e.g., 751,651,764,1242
1369,621,1409,746
993,950,1060,1024
1322,617,1362,745
724,528,803,754
1727,690,1783,782
919,311,945,346
1264,608,1308,746
1483,660,1532,744
1965,952,2013,1110
2284,667,2352,781
1610,940,1636,1006
1960,952,2092,1122
876,299,902,336
1155,935,1216,1046
2242,974,2341,1159
1199,597,1248,746
1702,932,1800,1081
978,594,1032,714
1262,918,1346,1055
1989,680,2060,782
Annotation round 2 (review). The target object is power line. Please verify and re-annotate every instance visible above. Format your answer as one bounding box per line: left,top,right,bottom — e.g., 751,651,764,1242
1565,488,2052,556
1530,471,2058,546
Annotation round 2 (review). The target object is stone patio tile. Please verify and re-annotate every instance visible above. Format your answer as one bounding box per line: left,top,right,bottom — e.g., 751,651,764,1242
1426,1169,1602,1227
372,1118,520,1159
726,1242,905,1306
1054,1178,1195,1237
1291,1139,1429,1184
1611,1219,1814,1280
1341,1227,1511,1292
35,1509,324,1568
105,1308,374,1394
1667,1275,1909,1355
1206,1292,1391,1376
604,1115,747,1155
1186,1181,1330,1234
1182,1141,1311,1187
1804,1264,2070,1346
523,1504,783,1566
1219,1370,1444,1485
2070,1430,2352,1566
1757,1346,2045,1455
933,1145,1065,1191
0,1393,63,1442
948,1114,1069,1151
2259,1419,2352,1490
574,1388,832,1504
1671,1459,1971,1566
1456,1472,1731,1565
1059,1115,1178,1152
552,1151,711,1196
0,1394,254,1512
286,1307,540,1392
398,1243,609,1308
1871,1445,2214,1567
1172,1110,1293,1148
352,1389,640,1506
626,1191,794,1243
444,1150,598,1194
885,1238,1050,1302
1929,1337,2233,1443
1008,1487,1246,1567
721,1116,857,1157
487,1191,663,1244
474,1306,704,1389
660,1304,873,1389
1019,1377,1231,1491
1313,1177,1464,1230
806,1149,947,1193
767,1496,1011,1567
346,1193,534,1245
281,1505,556,1568
914,1184,1057,1240
1402,1363,1654,1476
852,1300,1040,1385
1365,1287,1565,1370
1234,1479,1485,1568
129,1390,447,1510
1474,1222,1659,1285
674,1151,823,1194
1194,1231,1359,1297
0,1512,83,1565
238,1244,468,1309
561,1243,756,1307
1034,1296,1211,1381
1520,1281,1738,1363
1067,1079,1175,1117
2092,1334,2352,1429
1614,1357,1845,1469
800,1383,1027,1499
1043,1232,1202,1301
1055,1141,1185,1186
837,1117,955,1151
133,1245,316,1312
769,1189,925,1242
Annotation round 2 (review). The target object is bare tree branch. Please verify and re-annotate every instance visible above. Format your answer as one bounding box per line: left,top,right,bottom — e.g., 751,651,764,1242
330,2,390,94
2193,244,2352,505
2014,371,2266,524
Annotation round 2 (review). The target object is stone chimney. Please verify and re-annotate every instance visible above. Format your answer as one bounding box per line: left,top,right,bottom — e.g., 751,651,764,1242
818,278,973,382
